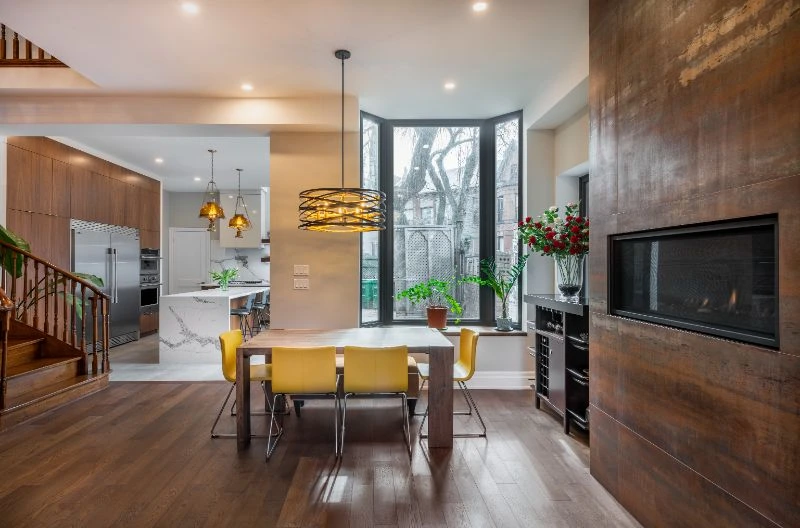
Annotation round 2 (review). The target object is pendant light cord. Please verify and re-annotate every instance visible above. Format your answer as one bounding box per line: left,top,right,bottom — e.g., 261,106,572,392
340,52,345,188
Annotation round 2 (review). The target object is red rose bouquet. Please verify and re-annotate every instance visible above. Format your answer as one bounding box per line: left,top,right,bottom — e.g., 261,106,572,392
517,202,589,257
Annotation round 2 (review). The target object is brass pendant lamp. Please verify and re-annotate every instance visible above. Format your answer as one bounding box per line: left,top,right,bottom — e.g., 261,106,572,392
228,168,252,238
199,149,225,231
298,49,386,232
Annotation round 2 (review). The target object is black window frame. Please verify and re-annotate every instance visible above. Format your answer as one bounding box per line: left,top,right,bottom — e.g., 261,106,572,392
360,110,523,328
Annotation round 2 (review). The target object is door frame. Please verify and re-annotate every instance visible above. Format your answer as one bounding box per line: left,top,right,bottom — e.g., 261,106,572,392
168,227,210,294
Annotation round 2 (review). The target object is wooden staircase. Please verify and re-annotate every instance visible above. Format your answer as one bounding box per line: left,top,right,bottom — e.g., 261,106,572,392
0,240,110,431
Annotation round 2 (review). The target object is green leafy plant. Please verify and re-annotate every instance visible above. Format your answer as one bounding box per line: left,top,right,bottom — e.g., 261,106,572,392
0,224,31,278
396,278,463,321
461,254,530,319
210,267,238,288
17,272,104,321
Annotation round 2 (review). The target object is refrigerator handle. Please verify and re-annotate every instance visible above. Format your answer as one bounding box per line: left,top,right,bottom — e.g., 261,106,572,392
113,248,119,303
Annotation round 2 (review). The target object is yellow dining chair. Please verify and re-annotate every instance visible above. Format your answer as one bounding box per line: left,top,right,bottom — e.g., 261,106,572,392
212,329,279,438
418,328,486,438
266,346,341,460
341,345,411,456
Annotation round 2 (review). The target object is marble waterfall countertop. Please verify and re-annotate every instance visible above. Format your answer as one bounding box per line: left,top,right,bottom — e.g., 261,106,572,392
162,286,268,299
159,286,268,363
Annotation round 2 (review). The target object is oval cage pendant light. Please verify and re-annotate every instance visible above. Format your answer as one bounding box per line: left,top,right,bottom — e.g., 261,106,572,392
299,49,386,232
228,168,252,238
199,149,225,231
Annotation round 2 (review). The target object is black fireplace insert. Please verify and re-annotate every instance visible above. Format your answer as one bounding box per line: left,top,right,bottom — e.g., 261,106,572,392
610,216,778,348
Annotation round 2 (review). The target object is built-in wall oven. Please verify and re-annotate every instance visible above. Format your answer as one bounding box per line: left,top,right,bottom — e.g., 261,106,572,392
140,248,162,312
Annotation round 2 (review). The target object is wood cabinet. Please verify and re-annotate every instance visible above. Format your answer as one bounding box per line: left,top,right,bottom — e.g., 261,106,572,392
140,230,160,249
140,309,158,335
52,160,71,218
6,210,70,270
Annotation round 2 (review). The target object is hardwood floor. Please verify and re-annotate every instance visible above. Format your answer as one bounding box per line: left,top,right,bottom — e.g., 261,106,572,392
0,382,640,528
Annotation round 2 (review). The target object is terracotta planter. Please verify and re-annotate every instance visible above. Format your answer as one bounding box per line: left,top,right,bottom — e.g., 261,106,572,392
426,306,448,329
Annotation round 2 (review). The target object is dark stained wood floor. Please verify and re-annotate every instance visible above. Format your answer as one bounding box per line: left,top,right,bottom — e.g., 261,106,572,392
0,382,641,528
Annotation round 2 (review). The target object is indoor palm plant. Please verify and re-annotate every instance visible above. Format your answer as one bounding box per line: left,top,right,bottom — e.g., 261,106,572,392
462,254,529,331
396,278,462,329
210,267,238,290
518,202,589,300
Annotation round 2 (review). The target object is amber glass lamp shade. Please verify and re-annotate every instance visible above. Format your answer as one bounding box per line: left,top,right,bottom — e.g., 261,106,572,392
199,200,225,232
228,213,252,238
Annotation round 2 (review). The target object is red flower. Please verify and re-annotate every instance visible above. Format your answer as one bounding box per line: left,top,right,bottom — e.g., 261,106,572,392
565,215,572,221
569,246,578,255
543,245,551,253
525,216,532,223
534,222,542,229
544,226,552,232
518,220,524,227
570,235,578,243
575,216,583,223
545,232,556,240
529,236,536,245
561,234,568,240
571,225,580,234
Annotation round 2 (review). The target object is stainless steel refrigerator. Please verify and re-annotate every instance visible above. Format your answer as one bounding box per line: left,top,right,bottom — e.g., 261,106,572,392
71,220,140,347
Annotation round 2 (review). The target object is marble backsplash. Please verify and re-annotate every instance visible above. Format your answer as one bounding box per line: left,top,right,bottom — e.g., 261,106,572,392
209,240,270,282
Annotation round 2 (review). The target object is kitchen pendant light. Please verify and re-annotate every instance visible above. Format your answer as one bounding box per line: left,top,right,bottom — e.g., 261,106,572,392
298,49,386,232
228,168,252,238
199,149,225,231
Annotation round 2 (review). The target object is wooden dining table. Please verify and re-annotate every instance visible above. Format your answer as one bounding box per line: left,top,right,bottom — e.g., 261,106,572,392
236,327,455,450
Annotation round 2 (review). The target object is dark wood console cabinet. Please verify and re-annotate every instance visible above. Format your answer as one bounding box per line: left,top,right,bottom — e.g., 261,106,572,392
524,294,589,436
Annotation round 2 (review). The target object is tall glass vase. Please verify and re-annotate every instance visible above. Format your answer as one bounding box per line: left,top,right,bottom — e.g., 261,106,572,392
554,253,585,301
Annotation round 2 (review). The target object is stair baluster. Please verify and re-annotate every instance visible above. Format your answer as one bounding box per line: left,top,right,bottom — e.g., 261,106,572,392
91,296,98,374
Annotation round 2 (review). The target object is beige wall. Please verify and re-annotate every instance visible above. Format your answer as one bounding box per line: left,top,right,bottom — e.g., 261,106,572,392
554,107,589,177
269,132,360,329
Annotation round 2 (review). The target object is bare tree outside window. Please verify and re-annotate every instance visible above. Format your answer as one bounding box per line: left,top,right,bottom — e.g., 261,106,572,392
392,126,480,320
495,118,522,323
361,116,380,323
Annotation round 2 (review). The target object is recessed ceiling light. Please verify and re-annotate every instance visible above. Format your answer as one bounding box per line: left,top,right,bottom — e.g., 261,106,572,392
241,83,254,92
193,177,202,181
422,144,430,149
472,2,488,12
444,82,456,90
182,2,199,15
228,195,234,199
155,157,164,164
251,209,257,213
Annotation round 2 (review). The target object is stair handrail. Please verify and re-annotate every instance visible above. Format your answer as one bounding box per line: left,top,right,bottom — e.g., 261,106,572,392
0,239,111,393
0,287,12,409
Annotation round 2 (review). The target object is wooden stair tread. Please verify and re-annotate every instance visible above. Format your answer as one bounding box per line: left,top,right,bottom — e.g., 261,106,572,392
6,356,81,378
7,337,45,350
3,373,101,411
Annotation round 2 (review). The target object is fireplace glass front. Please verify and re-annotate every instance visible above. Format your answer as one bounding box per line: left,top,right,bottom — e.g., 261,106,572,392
610,217,778,348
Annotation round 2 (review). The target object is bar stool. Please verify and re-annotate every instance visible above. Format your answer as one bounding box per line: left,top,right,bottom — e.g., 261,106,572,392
230,293,257,338
252,290,269,331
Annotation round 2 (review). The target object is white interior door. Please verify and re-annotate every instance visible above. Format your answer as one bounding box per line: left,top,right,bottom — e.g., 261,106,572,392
169,228,210,294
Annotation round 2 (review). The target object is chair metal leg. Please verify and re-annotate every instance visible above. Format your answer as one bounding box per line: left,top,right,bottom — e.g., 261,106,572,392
400,393,411,457
418,401,429,439
265,394,285,461
211,383,236,438
455,380,473,416
456,381,487,438
340,393,349,456
333,392,341,457
412,378,427,416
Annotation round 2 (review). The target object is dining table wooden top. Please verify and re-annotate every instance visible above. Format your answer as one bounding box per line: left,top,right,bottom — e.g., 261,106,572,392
238,326,454,356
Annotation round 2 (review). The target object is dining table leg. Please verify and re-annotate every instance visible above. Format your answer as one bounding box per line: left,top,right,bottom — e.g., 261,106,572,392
426,343,454,448
236,350,251,450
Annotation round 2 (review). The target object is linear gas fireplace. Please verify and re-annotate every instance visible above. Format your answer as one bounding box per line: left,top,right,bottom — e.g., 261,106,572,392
610,216,778,348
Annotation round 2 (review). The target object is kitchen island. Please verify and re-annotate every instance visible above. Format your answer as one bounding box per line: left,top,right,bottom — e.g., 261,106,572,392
159,286,268,363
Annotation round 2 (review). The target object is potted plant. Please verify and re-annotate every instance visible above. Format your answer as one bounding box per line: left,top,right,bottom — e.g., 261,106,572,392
518,202,589,300
396,278,462,329
462,254,529,331
210,267,238,290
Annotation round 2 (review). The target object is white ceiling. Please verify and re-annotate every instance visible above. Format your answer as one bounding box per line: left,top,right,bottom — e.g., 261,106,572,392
59,135,270,192
0,0,589,119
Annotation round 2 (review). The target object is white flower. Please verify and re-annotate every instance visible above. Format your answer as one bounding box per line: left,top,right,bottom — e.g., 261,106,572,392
548,206,558,212
567,201,577,208
554,217,564,224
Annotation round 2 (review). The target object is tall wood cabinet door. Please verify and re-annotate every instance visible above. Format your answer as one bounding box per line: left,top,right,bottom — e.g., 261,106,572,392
140,230,160,249
69,165,92,222
52,160,71,218
32,154,54,215
108,177,128,227
124,184,140,228
7,145,34,213
42,214,70,270
137,190,160,231
88,172,112,225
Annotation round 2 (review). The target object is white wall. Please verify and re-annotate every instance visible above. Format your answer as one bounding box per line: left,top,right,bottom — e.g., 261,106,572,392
269,131,360,330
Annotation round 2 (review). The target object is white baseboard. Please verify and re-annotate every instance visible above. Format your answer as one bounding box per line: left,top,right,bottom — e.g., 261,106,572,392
460,371,534,390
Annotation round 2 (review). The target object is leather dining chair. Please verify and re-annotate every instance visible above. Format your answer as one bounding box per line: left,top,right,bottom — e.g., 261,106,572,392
266,346,341,460
340,345,411,456
418,328,486,438
212,329,279,438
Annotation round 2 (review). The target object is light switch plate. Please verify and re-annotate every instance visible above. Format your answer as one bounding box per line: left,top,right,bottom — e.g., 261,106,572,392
293,278,310,290
293,264,310,276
